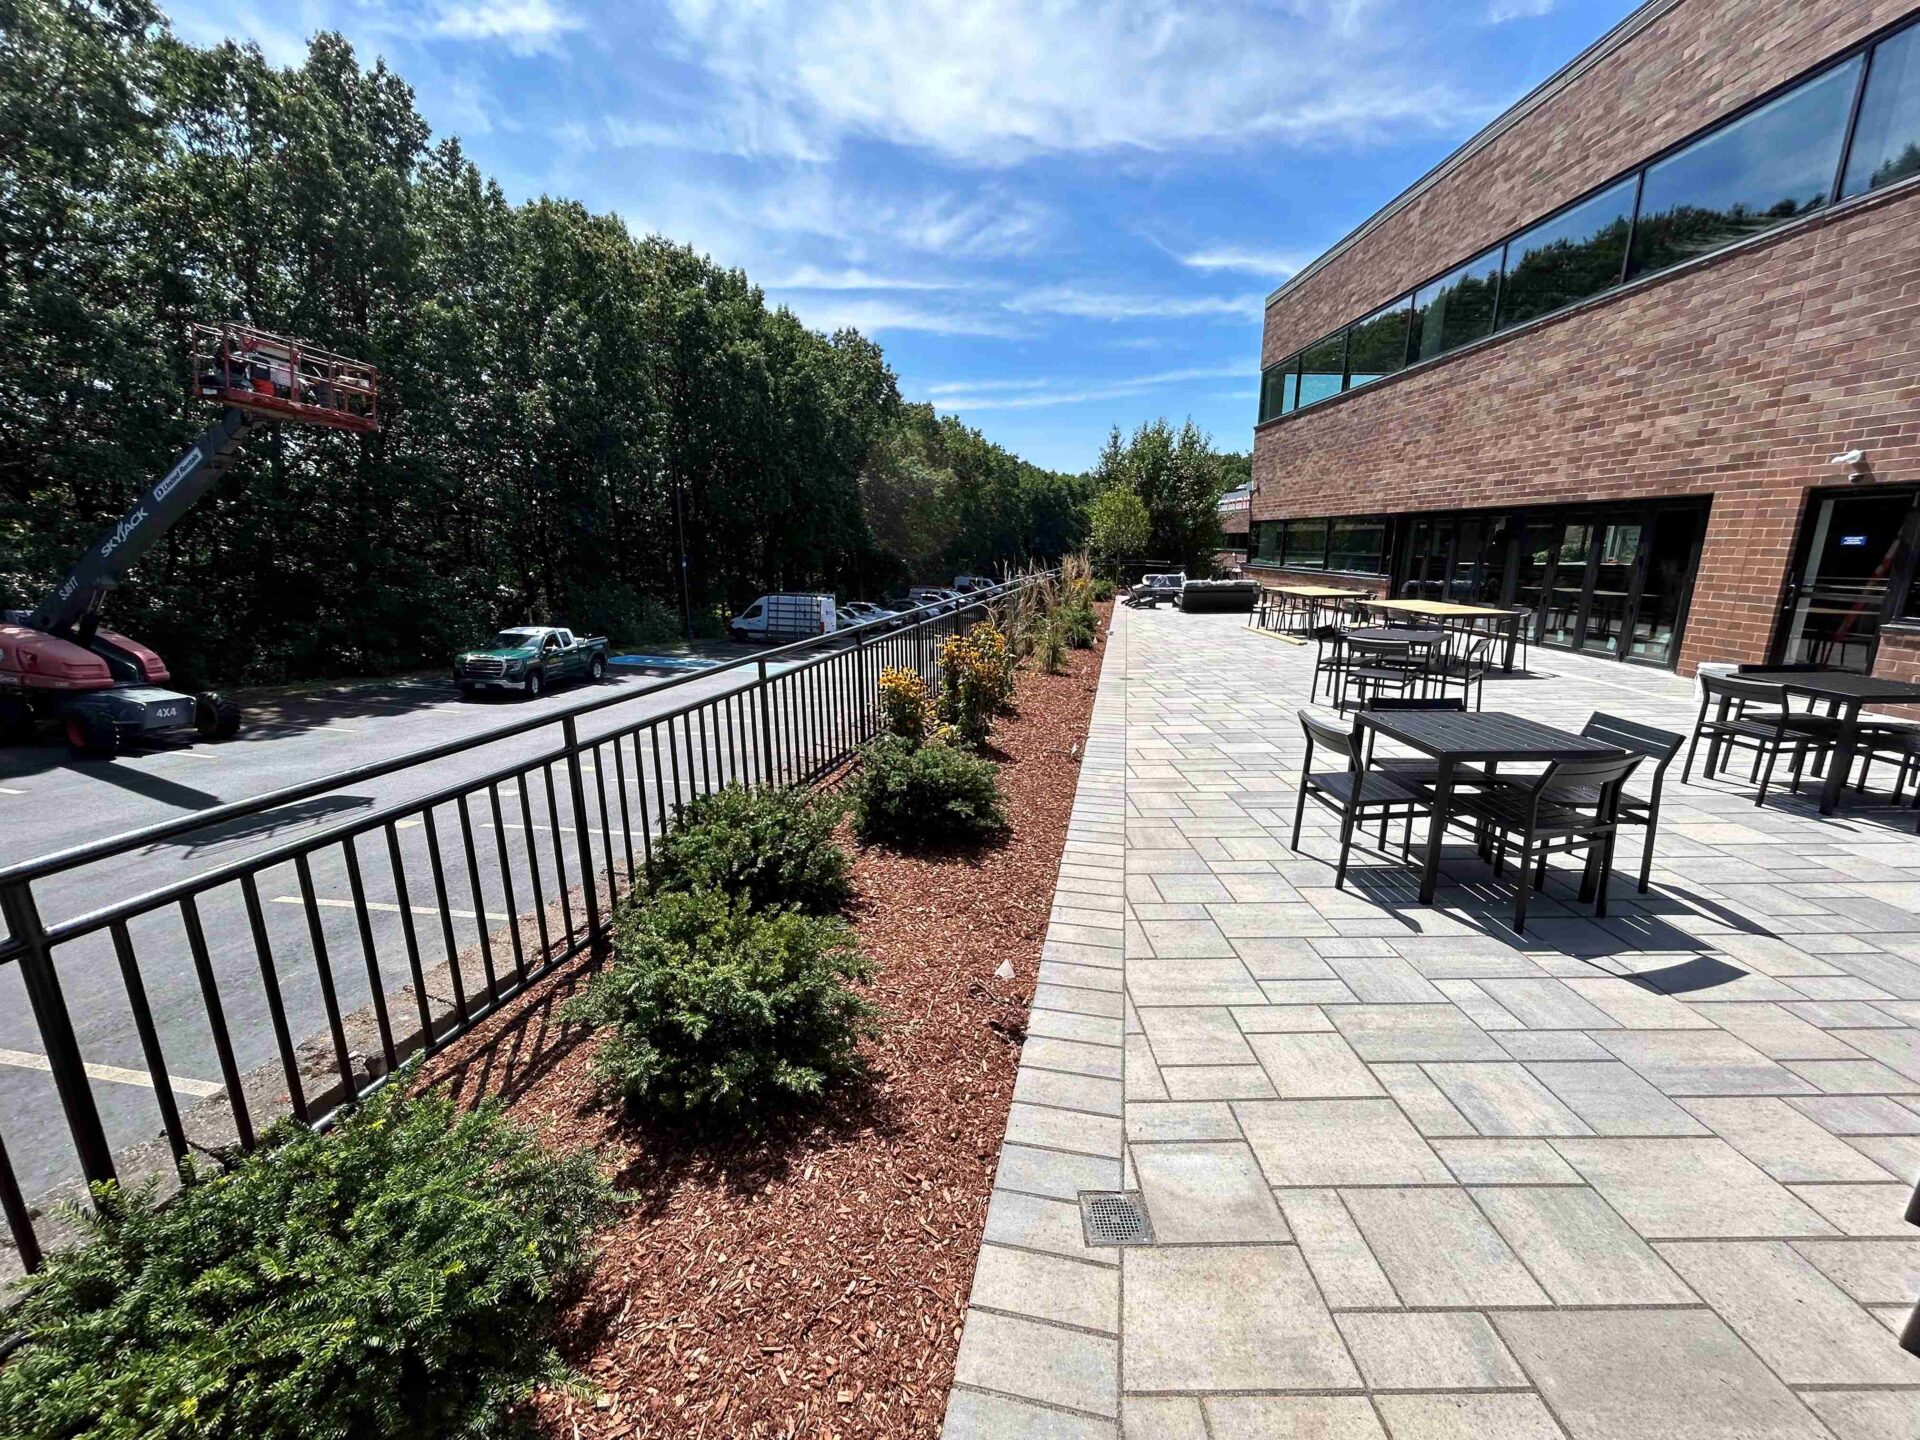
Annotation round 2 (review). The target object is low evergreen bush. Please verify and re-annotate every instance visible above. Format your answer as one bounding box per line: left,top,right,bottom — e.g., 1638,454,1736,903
1055,599,1097,648
649,783,849,914
0,1085,613,1440
571,889,874,1124
849,734,1007,846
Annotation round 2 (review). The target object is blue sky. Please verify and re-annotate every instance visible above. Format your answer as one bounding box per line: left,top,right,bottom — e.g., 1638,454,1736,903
165,0,1637,473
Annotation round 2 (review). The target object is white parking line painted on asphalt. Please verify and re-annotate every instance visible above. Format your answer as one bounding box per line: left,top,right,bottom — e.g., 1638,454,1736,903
271,895,509,923
0,785,24,796
0,1047,223,1099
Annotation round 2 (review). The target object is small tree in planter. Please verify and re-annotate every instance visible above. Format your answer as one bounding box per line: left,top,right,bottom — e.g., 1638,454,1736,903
849,733,1007,846
937,621,1015,746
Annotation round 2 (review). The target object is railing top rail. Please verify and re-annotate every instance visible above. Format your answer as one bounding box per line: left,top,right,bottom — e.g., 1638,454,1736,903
0,574,1050,890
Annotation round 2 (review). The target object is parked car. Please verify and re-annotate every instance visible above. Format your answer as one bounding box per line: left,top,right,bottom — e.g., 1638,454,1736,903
952,574,998,594
909,585,962,613
454,626,608,698
836,600,903,631
729,593,837,643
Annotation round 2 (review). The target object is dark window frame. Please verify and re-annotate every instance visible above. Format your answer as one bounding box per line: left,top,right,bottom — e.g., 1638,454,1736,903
1255,10,1920,431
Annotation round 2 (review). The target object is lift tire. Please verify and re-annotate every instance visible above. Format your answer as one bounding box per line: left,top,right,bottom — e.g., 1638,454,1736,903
525,669,544,699
0,696,31,745
589,654,606,682
65,709,119,761
195,692,242,740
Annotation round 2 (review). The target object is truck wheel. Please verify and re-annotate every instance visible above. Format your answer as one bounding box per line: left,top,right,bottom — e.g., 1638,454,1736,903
729,627,747,643
194,691,242,740
0,696,31,745
525,669,544,699
65,709,119,761
589,654,606,682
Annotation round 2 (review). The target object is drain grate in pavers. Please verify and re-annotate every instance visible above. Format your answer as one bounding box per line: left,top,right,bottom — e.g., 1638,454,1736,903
1079,1190,1154,1246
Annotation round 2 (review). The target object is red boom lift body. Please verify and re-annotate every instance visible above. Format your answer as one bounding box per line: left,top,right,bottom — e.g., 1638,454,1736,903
0,325,378,758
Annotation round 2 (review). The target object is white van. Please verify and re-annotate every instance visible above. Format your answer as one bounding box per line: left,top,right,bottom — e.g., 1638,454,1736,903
952,575,997,594
729,593,837,643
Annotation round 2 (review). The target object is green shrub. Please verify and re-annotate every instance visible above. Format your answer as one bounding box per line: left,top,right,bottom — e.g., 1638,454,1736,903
1090,578,1116,602
649,783,849,914
849,734,1007,846
937,621,1016,747
0,1084,613,1440
1055,599,1097,649
570,889,874,1124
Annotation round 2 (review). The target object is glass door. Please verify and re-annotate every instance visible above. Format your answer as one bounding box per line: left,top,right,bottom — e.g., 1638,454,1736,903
1776,489,1917,671
1629,507,1705,665
1539,521,1594,649
1583,520,1644,657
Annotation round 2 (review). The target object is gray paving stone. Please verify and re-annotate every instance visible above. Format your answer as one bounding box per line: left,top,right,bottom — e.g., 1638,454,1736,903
1788,1182,1913,1235
1015,1067,1125,1120
1789,1094,1920,1133
1492,1308,1830,1440
1558,975,1717,1028
1372,1063,1478,1137
1027,1007,1126,1047
1340,1188,1549,1307
1370,1393,1564,1440
1782,1058,1920,1094
1132,1142,1290,1244
1118,1396,1207,1440
1139,919,1237,957
1678,1096,1896,1181
1330,1004,1509,1061
1160,1065,1277,1100
1472,1184,1695,1304
942,1387,1117,1440
1493,1029,1611,1061
1230,937,1337,979
1334,1311,1527,1390
1230,1003,1334,1032
951,1309,1117,1419
1592,1029,1819,1095
1204,1397,1384,1440
1423,1062,1594,1136
1236,1098,1453,1186
992,1143,1123,1201
1801,1389,1920,1440
1023,1036,1125,1080
1275,1187,1401,1308
1432,1137,1582,1184
1122,1245,1360,1392
1525,1060,1710,1135
968,1244,1120,1334
1124,1101,1241,1143
1248,1031,1385,1097
1791,1238,1920,1303
1328,955,1449,1002
1136,1005,1256,1066
1125,1033,1170,1102
1475,978,1622,1029
1551,1137,1839,1238
1656,1239,1919,1385
983,1190,1118,1266
1127,958,1265,1006
1835,1024,1920,1083
1259,978,1362,1004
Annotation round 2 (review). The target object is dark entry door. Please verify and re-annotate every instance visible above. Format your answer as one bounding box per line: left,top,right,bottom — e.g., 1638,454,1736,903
1776,490,1918,671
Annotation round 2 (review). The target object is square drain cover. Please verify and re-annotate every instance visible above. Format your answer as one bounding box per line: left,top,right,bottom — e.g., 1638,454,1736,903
1079,1190,1154,1246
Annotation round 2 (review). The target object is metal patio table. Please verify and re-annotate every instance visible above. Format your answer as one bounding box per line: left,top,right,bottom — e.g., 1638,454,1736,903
1363,598,1524,670
1357,709,1625,904
1267,583,1369,633
1734,669,1920,816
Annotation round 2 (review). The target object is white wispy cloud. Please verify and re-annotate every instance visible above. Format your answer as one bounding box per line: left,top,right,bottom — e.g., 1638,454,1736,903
923,362,1251,410
1166,244,1313,279
660,0,1490,165
765,266,964,291
1482,0,1558,20
774,296,1027,339
1006,286,1261,322
435,0,580,48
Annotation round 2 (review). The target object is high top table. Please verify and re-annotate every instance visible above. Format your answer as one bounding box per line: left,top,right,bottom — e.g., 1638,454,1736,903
1362,599,1524,669
1262,583,1369,633
1730,669,1920,815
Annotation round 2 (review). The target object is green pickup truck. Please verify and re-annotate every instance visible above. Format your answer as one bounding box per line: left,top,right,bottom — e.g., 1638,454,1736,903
453,626,608,698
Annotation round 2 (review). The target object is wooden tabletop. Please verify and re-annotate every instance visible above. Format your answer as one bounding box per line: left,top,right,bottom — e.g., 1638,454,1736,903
1358,709,1624,763
1269,584,1369,599
1365,598,1516,619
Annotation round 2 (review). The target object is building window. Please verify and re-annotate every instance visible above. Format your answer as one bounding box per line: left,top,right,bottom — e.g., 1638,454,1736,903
1257,359,1300,424
1283,518,1330,569
1844,20,1920,198
1496,176,1636,329
1251,519,1283,563
1328,517,1388,574
1407,247,1501,364
1628,57,1861,279
1345,298,1411,391
1297,334,1346,408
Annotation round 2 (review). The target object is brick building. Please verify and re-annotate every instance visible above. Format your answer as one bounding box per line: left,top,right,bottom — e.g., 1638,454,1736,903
1250,0,1920,675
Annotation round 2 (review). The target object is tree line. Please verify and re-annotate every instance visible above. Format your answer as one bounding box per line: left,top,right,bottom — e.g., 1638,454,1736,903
0,0,1095,687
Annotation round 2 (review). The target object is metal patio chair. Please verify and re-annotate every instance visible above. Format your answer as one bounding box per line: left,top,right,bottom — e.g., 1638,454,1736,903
1290,709,1432,890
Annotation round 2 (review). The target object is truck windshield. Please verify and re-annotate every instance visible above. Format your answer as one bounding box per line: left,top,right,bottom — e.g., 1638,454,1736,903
491,631,539,647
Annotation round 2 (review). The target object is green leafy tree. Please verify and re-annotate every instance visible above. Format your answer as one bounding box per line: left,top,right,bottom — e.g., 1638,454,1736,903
1088,485,1151,573
1089,418,1235,571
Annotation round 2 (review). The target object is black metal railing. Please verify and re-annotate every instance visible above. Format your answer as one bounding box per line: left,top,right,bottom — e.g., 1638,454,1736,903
0,576,1049,1272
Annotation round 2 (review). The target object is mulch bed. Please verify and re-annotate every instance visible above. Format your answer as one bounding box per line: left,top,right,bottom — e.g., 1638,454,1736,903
416,603,1110,1439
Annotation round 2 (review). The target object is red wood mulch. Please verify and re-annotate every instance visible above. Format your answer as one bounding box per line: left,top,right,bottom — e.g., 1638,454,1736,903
416,604,1110,1440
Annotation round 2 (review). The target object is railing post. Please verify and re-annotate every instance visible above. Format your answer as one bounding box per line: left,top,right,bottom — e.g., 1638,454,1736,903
0,879,115,1191
562,716,606,962
756,658,776,788
0,1123,40,1272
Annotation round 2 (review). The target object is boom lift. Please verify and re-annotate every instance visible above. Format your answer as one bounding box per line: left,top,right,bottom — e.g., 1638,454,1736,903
0,324,379,758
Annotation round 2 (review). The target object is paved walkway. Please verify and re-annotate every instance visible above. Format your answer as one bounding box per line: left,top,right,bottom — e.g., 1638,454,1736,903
945,603,1920,1439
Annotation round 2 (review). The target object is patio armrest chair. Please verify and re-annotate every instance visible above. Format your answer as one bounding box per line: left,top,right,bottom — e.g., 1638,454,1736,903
1290,710,1432,890
1549,713,1686,892
1439,751,1644,933
1431,634,1493,712
1682,673,1833,806
1338,637,1421,714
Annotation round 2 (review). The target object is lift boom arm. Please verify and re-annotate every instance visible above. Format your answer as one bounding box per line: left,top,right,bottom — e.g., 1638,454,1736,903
30,407,255,638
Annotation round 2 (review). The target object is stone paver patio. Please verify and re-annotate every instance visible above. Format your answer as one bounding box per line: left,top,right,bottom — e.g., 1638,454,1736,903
945,603,1920,1439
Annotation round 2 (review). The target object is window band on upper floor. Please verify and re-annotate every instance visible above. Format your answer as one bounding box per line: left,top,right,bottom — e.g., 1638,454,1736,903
1257,9,1920,427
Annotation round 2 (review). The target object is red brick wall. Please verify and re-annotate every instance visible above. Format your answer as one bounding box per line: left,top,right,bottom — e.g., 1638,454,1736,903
1262,0,1912,362
1252,0,1920,677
